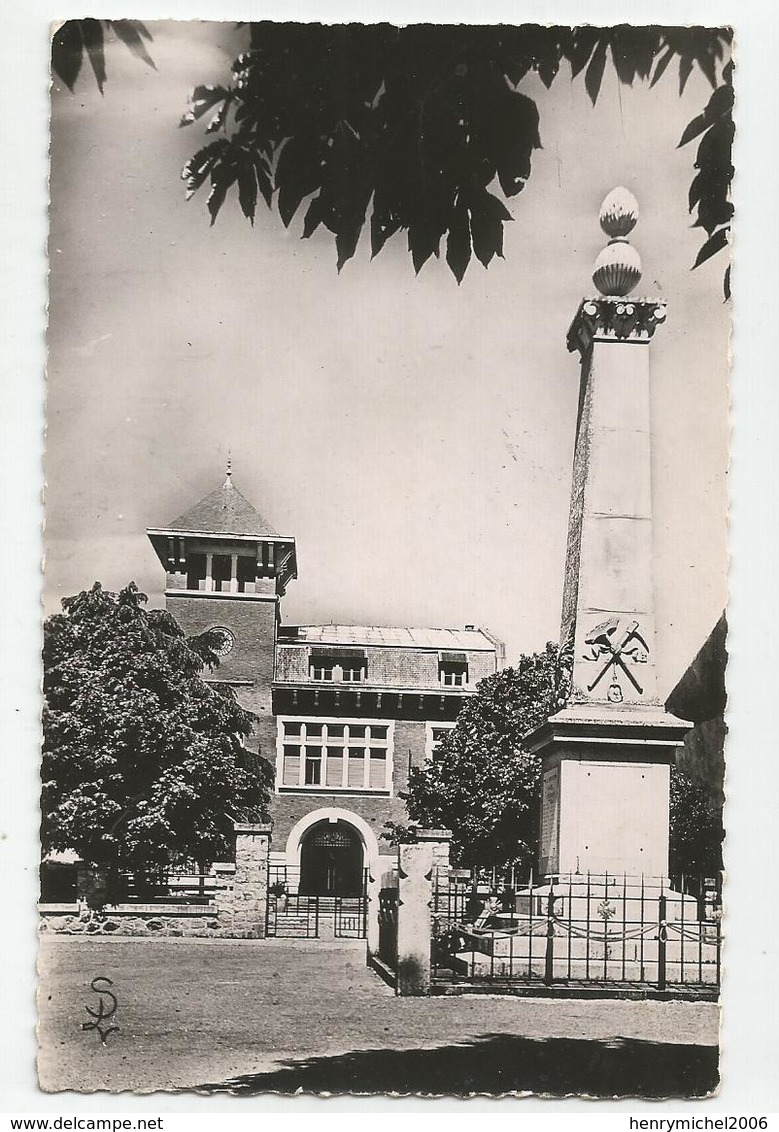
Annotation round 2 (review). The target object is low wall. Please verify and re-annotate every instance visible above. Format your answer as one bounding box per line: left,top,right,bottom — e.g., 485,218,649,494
40,823,272,940
39,903,223,938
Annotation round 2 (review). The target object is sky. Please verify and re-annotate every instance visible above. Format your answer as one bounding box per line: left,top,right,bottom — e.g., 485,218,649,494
46,21,730,696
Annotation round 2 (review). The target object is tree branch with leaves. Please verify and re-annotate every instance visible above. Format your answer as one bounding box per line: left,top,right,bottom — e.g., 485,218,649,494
52,21,733,294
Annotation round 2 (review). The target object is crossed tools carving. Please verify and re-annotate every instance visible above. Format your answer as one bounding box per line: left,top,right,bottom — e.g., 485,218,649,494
585,618,647,696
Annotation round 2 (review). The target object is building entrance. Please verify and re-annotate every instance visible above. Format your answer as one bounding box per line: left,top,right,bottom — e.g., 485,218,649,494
299,820,364,896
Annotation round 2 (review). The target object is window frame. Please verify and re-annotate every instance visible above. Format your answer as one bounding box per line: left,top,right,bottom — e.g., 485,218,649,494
276,715,394,795
439,661,469,687
307,655,367,683
425,721,456,762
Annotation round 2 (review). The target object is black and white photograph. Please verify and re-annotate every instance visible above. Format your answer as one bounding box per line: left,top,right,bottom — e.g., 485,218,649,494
29,13,738,1100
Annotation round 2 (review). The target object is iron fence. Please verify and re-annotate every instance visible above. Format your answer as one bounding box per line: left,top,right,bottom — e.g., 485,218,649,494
334,893,369,938
432,869,721,993
378,887,399,969
108,868,218,905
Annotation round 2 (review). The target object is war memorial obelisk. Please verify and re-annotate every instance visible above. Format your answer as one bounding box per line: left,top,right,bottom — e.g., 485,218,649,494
529,187,691,883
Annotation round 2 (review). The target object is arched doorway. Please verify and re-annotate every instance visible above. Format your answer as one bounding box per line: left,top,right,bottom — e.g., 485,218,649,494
299,819,364,896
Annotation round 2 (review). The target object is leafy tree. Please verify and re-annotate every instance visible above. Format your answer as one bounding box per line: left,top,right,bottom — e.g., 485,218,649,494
669,764,724,878
41,582,272,878
51,21,733,293
404,642,558,870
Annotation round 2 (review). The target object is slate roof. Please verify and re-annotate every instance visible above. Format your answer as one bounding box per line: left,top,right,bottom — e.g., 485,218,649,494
164,478,281,539
279,625,496,650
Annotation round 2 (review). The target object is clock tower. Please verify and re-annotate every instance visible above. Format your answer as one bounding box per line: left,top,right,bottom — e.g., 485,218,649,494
147,463,297,763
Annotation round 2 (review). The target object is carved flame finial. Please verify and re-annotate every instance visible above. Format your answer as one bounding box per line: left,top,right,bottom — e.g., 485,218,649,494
592,187,642,297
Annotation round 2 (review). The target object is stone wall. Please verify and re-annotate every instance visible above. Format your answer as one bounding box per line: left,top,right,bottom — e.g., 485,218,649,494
40,824,271,939
39,904,223,938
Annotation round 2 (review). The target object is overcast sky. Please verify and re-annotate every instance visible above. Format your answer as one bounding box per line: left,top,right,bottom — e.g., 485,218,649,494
46,21,730,694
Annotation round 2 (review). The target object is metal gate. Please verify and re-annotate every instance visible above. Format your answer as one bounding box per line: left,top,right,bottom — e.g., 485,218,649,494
334,869,369,938
266,892,320,938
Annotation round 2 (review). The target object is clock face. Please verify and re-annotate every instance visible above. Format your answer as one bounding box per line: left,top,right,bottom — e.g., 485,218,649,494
209,626,235,657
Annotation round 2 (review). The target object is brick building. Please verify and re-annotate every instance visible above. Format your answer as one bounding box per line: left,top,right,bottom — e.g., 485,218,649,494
147,470,502,895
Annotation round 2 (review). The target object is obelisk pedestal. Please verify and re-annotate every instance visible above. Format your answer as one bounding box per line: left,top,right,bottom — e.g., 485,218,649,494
529,188,691,884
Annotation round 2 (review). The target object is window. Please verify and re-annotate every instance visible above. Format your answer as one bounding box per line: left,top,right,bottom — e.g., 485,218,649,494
439,651,469,687
212,554,231,592
236,556,256,593
184,551,256,593
279,720,392,792
426,722,455,761
439,661,468,687
308,653,367,683
186,553,206,591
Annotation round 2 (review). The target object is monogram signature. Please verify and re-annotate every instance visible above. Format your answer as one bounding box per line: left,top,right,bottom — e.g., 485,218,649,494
82,976,119,1044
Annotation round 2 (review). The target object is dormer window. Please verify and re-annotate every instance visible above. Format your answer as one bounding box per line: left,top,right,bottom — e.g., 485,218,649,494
309,648,367,683
439,652,468,687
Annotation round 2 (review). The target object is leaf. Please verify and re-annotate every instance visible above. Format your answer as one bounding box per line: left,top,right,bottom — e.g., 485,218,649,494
181,141,229,200
275,136,323,228
693,226,728,269
370,203,402,258
51,21,84,91
485,90,540,199
336,224,362,271
649,44,674,88
180,85,230,128
688,170,704,212
567,28,600,79
678,53,694,95
584,39,608,105
109,21,156,71
81,19,106,94
207,166,238,225
445,194,471,284
470,190,512,267
610,31,640,87
302,196,324,239
254,156,273,209
679,111,709,149
678,83,733,148
205,99,232,135
537,55,559,89
237,165,257,224
723,263,731,301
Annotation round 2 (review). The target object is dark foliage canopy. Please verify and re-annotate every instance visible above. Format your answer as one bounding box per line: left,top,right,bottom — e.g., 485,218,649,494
52,21,733,293
42,582,272,872
669,765,724,877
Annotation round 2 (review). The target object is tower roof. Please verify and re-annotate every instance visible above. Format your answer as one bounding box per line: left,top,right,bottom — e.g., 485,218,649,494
165,475,280,540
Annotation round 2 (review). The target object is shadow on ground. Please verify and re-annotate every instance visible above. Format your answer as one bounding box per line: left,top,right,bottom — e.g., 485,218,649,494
193,1032,719,1097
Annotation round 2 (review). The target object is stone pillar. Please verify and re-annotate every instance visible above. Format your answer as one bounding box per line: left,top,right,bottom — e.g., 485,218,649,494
530,189,690,881
396,830,451,996
231,822,271,938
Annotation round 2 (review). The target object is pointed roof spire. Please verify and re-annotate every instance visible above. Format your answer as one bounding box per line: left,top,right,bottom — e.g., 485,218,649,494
163,467,281,539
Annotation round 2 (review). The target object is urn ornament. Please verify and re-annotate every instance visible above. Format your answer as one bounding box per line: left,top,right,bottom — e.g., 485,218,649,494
592,241,643,296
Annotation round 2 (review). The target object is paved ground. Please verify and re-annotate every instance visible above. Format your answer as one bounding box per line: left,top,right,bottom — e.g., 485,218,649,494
37,936,720,1097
